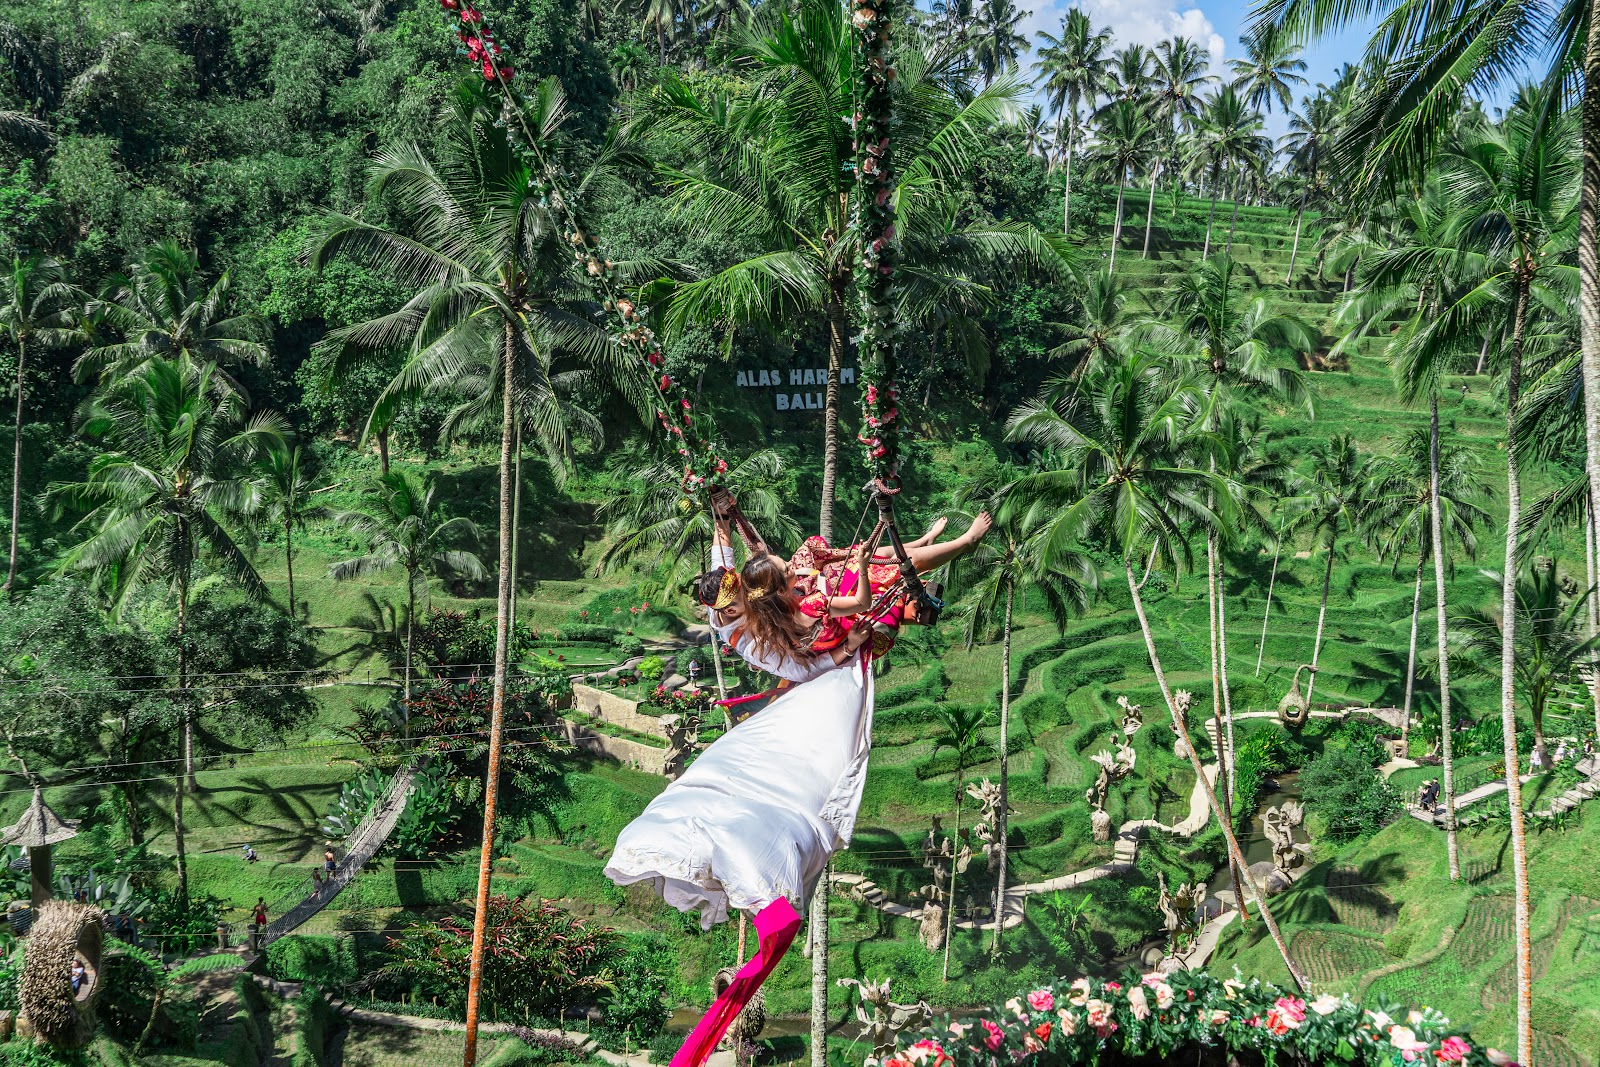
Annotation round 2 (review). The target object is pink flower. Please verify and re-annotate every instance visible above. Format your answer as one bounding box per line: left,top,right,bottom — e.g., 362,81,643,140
1026,990,1054,1013
1104,982,1121,992
1437,1038,1470,1063
1127,987,1150,1021
1390,1027,1425,1055
459,5,482,21
1085,999,1113,1030
1274,997,1307,1029
980,1019,1004,1052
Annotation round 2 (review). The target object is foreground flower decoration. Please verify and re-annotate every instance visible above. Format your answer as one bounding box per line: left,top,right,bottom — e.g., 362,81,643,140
883,972,1515,1067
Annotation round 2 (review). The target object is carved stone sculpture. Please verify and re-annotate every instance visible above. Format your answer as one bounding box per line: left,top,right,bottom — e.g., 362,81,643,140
711,966,766,1048
838,978,933,1066
1085,743,1137,842
1262,800,1308,873
1117,695,1143,737
659,712,702,779
914,817,971,952
1156,872,1202,950
1173,690,1195,759
1277,665,1317,728
966,779,1013,873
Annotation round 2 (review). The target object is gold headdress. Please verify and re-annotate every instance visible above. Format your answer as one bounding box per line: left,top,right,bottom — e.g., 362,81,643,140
712,570,741,610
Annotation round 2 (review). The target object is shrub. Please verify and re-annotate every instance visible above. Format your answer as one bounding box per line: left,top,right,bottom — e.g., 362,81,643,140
612,634,645,657
1301,746,1401,837
637,656,666,682
140,890,225,957
603,933,672,1041
371,896,617,1023
389,763,459,859
560,623,617,644
265,934,358,990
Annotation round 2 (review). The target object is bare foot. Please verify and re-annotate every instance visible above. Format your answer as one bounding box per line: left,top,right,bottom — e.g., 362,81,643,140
922,516,949,544
962,511,994,545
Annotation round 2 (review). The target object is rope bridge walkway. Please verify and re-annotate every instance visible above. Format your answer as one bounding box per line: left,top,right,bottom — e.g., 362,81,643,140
257,760,422,946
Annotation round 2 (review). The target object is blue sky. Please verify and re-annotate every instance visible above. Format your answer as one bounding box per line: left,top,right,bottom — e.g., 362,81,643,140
1010,0,1376,137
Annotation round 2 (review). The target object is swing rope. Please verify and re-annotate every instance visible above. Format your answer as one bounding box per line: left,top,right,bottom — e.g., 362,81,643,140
437,0,937,622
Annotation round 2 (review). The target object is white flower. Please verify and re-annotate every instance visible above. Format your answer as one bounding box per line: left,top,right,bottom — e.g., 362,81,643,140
1389,1026,1425,1053
1152,983,1175,1010
1055,1010,1078,1036
1224,979,1245,1000
1369,1011,1394,1031
1128,987,1150,1021
1310,995,1342,1016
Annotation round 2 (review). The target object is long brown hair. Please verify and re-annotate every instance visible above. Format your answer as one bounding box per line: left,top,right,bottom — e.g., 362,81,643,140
738,554,814,663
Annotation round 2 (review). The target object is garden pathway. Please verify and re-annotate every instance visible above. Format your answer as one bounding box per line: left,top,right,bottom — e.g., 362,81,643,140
1405,755,1600,825
831,761,1219,932
257,760,421,945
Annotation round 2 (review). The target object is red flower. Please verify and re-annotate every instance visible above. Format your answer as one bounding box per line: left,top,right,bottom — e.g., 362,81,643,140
460,6,483,20
440,0,459,8
497,65,513,81
660,374,674,390
1032,1023,1052,1043
482,58,497,79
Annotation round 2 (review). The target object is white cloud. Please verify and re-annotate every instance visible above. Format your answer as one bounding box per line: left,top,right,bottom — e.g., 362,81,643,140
1019,0,1226,74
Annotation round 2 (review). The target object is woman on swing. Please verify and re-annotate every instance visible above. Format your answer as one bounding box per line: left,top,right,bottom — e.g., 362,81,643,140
607,497,990,1067
696,499,991,678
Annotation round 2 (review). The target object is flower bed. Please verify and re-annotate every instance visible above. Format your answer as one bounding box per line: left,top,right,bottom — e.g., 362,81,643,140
888,971,1516,1067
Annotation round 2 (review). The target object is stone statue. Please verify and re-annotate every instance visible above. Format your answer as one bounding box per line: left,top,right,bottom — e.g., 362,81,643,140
1262,800,1308,873
1173,690,1195,759
1117,695,1143,737
915,817,971,952
837,978,932,1066
659,712,702,779
1156,872,1202,950
966,779,1013,873
1084,743,1137,842
711,965,766,1048
1277,665,1317,728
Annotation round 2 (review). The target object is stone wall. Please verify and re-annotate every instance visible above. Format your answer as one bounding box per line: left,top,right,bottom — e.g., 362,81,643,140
559,717,668,776
570,683,665,737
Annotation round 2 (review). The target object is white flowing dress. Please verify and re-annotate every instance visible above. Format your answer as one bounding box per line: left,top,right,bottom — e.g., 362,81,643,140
604,660,875,928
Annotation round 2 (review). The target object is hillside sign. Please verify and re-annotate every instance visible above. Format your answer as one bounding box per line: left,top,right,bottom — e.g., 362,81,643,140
736,366,857,412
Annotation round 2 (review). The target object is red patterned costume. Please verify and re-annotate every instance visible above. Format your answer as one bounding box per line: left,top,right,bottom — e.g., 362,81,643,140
789,536,905,656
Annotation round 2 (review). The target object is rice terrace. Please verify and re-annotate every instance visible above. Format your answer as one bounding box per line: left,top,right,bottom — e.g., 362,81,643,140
1,0,1599,1065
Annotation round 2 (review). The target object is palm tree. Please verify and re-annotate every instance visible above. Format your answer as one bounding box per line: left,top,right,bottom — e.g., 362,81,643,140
1189,87,1270,260
330,471,487,709
1092,101,1158,271
929,701,990,979
652,0,1070,540
1049,268,1135,378
1018,103,1054,159
595,447,800,593
1033,9,1112,233
257,441,324,620
50,358,283,902
970,0,1030,86
0,253,74,592
951,505,1094,958
1457,557,1600,768
1227,25,1306,115
1287,434,1368,709
1105,44,1154,102
1363,429,1490,748
1151,36,1212,140
74,241,270,393
1004,349,1310,992
1279,88,1336,280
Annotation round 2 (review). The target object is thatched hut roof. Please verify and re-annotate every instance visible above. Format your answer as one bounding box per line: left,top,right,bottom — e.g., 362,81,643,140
1,789,80,848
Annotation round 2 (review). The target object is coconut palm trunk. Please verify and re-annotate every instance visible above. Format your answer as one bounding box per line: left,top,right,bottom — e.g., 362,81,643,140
1225,173,1243,255
175,582,190,903
1207,532,1245,910
1256,533,1282,676
1063,134,1074,234
1218,557,1238,783
989,583,1013,957
810,867,829,1067
1587,501,1600,742
405,570,416,709
1126,564,1309,992
463,321,519,1067
5,336,24,592
1580,0,1600,749
1305,516,1337,708
1109,172,1127,272
1401,549,1425,747
941,768,963,981
1498,277,1534,1067
284,516,298,619
1202,172,1220,261
1430,395,1460,881
1143,160,1161,259
1287,175,1310,281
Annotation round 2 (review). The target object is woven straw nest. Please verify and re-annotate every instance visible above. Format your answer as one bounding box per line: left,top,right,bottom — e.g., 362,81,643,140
19,900,103,1047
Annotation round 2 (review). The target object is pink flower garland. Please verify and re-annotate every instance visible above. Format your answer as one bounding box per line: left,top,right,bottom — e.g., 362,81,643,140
882,972,1516,1067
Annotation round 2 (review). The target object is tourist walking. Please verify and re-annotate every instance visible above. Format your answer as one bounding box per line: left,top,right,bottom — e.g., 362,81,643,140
252,898,268,927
